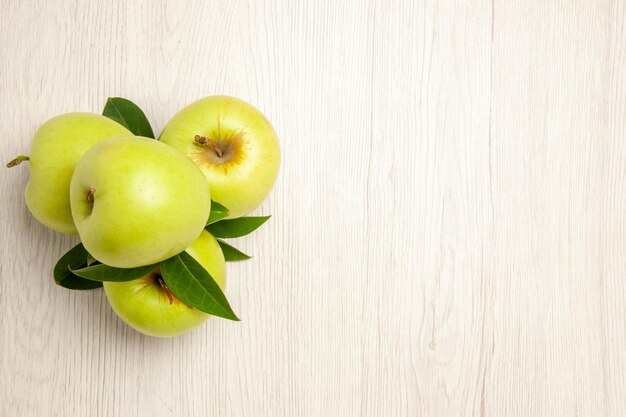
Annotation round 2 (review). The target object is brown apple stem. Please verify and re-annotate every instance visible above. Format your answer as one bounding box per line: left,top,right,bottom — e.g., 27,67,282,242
194,135,223,158
157,277,175,305
6,155,30,168
85,188,96,203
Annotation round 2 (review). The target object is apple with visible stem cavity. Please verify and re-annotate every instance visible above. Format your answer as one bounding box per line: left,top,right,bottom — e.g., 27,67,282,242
70,136,211,268
159,95,280,218
104,230,226,337
8,113,131,234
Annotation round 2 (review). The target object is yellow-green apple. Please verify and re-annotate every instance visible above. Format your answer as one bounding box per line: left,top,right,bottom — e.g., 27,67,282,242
159,95,280,218
70,136,211,268
21,113,131,234
103,231,226,337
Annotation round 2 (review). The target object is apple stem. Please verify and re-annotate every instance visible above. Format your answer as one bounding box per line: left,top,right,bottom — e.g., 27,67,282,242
194,135,223,158
85,188,96,203
157,277,175,305
6,155,29,168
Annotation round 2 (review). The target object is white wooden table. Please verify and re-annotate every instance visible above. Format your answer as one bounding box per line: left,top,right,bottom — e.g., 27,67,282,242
1,1,625,416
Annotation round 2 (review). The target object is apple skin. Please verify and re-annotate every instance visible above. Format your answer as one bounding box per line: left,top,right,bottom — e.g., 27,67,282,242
104,231,226,337
70,136,211,268
24,113,131,234
159,95,280,218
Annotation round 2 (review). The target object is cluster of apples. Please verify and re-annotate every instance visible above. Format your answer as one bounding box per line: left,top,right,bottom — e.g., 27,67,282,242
8,96,280,337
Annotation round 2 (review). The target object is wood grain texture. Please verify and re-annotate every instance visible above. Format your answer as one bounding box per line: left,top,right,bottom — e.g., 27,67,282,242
1,0,625,416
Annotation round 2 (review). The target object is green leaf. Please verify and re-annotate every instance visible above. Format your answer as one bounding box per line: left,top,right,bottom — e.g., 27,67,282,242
217,239,251,261
205,216,270,238
70,263,156,282
86,254,97,266
102,97,155,138
160,252,239,321
53,243,103,290
206,200,230,225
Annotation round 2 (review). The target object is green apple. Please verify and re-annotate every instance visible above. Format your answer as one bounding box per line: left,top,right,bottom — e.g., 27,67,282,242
20,113,131,234
70,136,211,268
104,230,226,337
159,95,280,218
